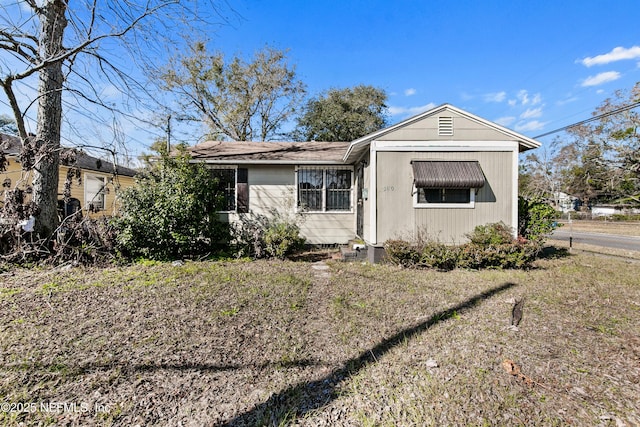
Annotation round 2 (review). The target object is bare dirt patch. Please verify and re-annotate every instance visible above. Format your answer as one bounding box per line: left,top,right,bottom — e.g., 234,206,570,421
1,254,639,426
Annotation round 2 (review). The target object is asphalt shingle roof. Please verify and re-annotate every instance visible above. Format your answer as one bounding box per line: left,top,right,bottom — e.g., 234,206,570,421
1,133,137,177
188,141,351,163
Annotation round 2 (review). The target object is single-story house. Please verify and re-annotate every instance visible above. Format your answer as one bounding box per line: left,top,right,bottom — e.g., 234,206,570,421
188,104,541,262
590,204,640,218
1,133,137,217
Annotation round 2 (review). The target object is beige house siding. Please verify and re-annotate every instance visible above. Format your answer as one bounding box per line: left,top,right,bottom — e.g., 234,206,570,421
247,165,296,215
375,151,513,244
377,111,517,142
299,213,354,245
217,164,355,245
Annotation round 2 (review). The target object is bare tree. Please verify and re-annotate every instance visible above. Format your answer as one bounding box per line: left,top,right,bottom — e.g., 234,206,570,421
0,0,227,237
562,82,640,205
160,43,306,141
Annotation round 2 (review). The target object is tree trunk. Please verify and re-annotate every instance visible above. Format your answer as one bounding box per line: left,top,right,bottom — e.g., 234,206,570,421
33,0,67,237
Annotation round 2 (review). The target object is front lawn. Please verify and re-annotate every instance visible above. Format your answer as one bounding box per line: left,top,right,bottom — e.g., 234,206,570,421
0,253,638,425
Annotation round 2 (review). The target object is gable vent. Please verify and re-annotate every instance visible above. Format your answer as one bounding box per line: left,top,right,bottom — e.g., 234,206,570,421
438,116,454,136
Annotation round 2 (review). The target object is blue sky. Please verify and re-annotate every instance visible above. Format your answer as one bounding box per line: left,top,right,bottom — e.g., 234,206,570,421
2,0,640,159
213,1,639,139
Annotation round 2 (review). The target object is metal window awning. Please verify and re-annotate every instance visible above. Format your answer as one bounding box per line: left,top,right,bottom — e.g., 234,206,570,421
412,161,486,189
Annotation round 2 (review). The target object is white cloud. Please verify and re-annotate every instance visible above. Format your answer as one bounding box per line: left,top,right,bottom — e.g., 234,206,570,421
531,93,542,105
460,92,473,101
517,90,529,105
520,107,543,119
483,91,506,103
557,96,578,106
581,71,621,87
581,46,640,67
507,90,541,107
515,120,546,132
495,116,516,127
388,103,436,117
404,88,416,96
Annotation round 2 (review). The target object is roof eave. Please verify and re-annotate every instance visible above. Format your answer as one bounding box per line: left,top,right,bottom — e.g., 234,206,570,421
190,159,347,165
343,103,542,161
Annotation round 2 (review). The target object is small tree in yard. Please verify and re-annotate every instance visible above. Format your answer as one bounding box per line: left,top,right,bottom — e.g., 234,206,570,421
518,196,558,243
115,149,227,260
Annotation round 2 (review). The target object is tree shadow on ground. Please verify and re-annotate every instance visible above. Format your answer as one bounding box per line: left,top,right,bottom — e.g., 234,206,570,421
538,245,571,260
222,281,518,426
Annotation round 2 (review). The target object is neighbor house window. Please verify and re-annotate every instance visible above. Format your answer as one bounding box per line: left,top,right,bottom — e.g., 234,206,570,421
85,174,106,211
297,167,352,212
412,160,484,209
210,168,236,211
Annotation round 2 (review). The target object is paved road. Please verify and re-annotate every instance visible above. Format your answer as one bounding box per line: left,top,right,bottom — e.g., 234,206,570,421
551,230,640,252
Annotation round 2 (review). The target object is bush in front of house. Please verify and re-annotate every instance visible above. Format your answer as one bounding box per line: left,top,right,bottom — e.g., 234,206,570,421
231,209,305,259
114,149,228,260
384,222,540,270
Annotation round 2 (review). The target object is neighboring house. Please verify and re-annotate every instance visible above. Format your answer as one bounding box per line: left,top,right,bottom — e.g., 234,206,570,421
552,192,577,213
189,104,541,262
1,133,137,217
591,204,640,218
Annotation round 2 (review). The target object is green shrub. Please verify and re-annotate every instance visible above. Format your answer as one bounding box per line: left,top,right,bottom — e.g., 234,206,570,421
264,221,306,259
114,149,228,260
465,222,514,245
458,242,539,269
417,241,460,270
231,209,305,259
518,196,558,243
384,222,542,271
384,239,420,267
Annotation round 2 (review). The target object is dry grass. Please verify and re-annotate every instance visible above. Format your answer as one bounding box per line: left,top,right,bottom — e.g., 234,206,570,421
547,237,640,261
557,220,640,237
0,253,639,426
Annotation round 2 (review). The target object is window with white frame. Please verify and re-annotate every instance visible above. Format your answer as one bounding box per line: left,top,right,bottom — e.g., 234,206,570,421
411,160,485,209
210,168,236,211
417,188,471,204
85,174,106,211
297,167,352,212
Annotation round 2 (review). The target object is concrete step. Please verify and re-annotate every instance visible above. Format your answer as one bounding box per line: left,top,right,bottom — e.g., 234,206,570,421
340,242,368,261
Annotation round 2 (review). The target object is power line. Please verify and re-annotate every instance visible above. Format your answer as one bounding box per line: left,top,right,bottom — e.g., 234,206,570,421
534,100,640,139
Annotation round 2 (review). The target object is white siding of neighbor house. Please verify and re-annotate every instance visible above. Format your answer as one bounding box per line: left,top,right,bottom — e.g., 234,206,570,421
220,164,355,245
375,150,514,244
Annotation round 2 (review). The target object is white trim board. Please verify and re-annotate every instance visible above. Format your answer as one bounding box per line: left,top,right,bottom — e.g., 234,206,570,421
373,140,519,152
